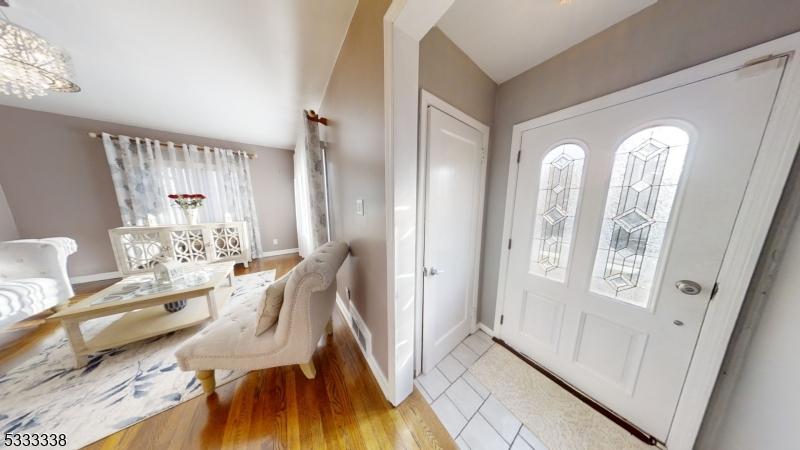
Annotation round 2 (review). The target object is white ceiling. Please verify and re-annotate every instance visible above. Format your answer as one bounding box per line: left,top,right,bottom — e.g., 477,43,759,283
437,0,656,83
0,0,358,148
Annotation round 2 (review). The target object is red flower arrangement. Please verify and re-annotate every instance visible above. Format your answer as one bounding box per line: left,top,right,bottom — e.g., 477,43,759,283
168,193,206,210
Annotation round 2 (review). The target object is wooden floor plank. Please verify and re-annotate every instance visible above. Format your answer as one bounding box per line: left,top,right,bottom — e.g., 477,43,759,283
294,363,328,449
323,330,389,448
0,253,454,449
397,389,453,450
221,371,260,448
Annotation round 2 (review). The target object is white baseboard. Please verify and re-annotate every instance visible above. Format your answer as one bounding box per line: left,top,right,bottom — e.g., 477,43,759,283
335,293,390,399
477,322,494,337
259,248,300,258
70,271,120,284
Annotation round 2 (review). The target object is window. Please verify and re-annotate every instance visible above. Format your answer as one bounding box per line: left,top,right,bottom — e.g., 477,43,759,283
590,126,689,307
159,160,232,221
530,143,585,282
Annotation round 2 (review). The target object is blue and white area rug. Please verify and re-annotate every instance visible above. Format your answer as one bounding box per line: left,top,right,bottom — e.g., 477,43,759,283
0,269,276,449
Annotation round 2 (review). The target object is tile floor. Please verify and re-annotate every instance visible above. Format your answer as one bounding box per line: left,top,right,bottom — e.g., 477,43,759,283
415,331,549,450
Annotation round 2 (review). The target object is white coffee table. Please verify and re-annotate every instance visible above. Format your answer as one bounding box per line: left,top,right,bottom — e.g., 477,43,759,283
50,262,235,368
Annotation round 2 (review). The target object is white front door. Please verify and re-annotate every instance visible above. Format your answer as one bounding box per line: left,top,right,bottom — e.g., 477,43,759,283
499,58,785,440
421,106,486,373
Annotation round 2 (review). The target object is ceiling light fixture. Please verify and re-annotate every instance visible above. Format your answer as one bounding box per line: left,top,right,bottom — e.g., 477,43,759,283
0,6,80,98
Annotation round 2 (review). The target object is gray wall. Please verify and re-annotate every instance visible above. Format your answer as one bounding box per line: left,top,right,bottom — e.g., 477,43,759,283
0,105,298,277
480,0,800,327
420,27,497,127
319,0,392,375
0,184,19,242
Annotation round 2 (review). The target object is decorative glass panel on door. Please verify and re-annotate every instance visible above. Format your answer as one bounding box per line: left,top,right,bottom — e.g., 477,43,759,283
530,143,585,282
591,126,689,307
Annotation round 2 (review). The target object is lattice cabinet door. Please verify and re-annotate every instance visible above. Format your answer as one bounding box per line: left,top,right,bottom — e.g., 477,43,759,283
169,227,209,264
211,223,250,266
109,229,166,275
211,225,243,261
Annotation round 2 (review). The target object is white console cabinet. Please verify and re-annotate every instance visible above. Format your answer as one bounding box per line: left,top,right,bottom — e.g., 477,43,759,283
109,222,251,276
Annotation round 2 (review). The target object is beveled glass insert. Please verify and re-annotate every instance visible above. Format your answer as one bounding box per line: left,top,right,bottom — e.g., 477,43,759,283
631,180,650,193
591,126,689,307
529,143,586,282
613,208,655,233
543,206,568,225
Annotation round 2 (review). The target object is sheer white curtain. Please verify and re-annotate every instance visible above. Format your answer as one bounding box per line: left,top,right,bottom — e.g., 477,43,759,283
294,111,329,257
102,133,262,256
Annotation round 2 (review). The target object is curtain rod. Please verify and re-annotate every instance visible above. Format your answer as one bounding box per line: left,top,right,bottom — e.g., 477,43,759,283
87,132,258,160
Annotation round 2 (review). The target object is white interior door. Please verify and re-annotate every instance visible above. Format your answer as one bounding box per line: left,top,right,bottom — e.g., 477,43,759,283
499,58,785,440
421,106,485,373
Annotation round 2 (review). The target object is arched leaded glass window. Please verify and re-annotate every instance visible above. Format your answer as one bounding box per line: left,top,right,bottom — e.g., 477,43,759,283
530,143,585,282
590,125,690,307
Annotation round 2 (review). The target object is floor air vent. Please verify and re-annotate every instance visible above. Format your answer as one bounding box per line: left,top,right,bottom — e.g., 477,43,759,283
351,316,367,351
345,300,372,356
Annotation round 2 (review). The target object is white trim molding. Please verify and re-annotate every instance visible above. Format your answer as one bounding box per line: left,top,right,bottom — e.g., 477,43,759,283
477,322,494,337
492,34,800,450
335,294,390,397
383,0,455,408
258,248,300,258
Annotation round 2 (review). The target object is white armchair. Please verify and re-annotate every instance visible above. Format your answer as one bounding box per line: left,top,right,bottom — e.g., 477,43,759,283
175,241,349,393
0,238,77,328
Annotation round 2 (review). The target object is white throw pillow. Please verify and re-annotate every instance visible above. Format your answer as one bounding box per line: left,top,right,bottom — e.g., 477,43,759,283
255,275,288,336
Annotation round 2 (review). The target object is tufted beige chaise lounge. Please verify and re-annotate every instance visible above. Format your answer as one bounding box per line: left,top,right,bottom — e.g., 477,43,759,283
175,241,349,393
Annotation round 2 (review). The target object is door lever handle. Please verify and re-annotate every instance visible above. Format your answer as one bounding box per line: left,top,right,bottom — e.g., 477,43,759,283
424,266,443,277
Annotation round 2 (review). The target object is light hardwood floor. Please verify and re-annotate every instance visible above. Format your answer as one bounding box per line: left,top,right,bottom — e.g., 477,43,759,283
0,254,455,449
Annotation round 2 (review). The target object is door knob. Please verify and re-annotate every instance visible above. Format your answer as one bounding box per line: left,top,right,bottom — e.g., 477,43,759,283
675,280,702,295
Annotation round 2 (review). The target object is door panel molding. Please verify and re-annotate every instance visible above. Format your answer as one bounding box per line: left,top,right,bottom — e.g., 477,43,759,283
494,33,800,449
519,290,565,353
571,312,649,396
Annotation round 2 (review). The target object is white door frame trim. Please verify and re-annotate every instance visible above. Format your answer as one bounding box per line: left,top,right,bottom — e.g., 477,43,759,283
492,34,800,449
383,0,455,406
414,90,490,374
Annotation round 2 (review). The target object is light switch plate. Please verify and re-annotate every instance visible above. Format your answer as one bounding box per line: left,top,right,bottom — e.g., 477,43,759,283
356,199,364,216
